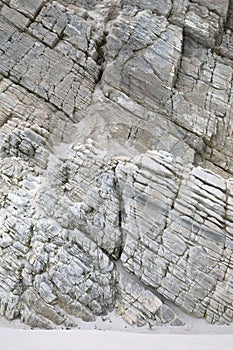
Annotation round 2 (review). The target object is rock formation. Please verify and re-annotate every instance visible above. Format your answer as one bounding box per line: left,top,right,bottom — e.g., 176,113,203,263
0,0,233,328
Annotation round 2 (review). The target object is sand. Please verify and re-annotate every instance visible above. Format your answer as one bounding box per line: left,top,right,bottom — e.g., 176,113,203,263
1,312,233,350
0,328,233,350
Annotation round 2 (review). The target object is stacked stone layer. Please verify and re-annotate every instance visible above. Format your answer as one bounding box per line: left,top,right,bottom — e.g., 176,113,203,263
1,0,233,328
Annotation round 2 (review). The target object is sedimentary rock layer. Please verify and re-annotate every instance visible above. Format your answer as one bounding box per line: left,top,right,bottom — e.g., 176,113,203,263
0,0,233,328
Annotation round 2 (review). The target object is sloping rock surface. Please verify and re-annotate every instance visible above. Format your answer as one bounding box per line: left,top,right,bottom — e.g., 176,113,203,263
1,0,233,328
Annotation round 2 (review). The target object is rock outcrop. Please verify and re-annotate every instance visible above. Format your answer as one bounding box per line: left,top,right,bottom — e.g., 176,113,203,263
1,0,233,328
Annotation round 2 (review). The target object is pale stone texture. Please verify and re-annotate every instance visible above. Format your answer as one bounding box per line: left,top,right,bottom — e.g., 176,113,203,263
117,150,233,324
103,10,183,113
0,0,233,329
10,0,44,18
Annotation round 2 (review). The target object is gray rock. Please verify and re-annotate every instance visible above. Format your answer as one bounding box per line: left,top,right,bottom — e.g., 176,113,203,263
10,0,44,19
116,272,162,326
1,4,30,29
170,317,185,327
121,0,172,17
184,4,223,48
191,0,229,18
159,305,176,323
1,0,233,330
103,10,183,113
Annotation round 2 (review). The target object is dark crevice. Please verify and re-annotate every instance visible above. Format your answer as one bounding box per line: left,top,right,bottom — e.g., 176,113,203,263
95,32,107,82
91,2,121,84
173,27,185,90
116,208,123,259
226,0,233,30
113,163,125,261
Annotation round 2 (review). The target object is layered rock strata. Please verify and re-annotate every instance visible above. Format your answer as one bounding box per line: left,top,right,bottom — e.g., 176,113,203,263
0,0,233,328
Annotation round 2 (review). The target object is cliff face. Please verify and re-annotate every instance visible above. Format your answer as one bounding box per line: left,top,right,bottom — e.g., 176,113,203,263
0,0,233,328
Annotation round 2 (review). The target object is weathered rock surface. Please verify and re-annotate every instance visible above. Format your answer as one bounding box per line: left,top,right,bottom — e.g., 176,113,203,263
0,0,233,329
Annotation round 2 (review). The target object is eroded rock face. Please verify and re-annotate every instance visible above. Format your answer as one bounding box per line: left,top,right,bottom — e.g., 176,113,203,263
0,0,233,328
